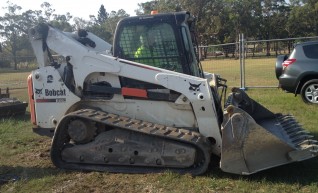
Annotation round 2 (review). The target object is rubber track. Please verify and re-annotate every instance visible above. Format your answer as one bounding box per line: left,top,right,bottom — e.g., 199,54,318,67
51,109,212,175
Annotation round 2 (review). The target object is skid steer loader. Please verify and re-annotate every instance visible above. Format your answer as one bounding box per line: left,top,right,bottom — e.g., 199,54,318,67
27,11,318,175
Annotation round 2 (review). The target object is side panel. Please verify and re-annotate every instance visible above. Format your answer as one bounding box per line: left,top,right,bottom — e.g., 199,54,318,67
32,67,80,128
83,99,197,128
80,72,197,128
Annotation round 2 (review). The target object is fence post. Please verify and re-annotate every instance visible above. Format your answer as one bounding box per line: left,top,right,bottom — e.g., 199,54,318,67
242,33,246,90
199,46,202,61
239,34,241,87
239,33,246,90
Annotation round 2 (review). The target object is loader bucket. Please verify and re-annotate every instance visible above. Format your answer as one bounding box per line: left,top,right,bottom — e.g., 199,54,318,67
220,88,318,175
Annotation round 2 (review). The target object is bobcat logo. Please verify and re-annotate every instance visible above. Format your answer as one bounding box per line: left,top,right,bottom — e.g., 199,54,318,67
47,75,53,83
35,88,43,95
189,82,201,92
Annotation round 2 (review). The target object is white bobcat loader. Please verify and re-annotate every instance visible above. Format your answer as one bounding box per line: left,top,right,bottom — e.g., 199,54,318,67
27,12,318,175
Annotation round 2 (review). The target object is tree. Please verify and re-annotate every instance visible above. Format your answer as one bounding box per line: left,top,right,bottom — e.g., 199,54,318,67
88,5,129,43
287,0,318,37
50,12,73,31
136,0,293,46
136,1,159,15
39,2,74,31
41,2,55,21
107,9,129,35
97,5,108,24
0,1,75,70
73,17,92,29
86,5,112,42
0,2,25,69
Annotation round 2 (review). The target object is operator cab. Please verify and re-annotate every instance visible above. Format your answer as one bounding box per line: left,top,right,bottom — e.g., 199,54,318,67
113,11,203,78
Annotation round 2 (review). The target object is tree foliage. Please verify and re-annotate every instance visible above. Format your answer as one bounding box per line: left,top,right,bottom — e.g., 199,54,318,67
0,0,318,69
136,0,316,45
87,5,129,43
0,2,27,69
0,2,129,69
287,0,318,36
97,5,108,25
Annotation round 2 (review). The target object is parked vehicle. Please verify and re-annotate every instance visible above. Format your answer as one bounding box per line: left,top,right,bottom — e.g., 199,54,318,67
275,41,318,104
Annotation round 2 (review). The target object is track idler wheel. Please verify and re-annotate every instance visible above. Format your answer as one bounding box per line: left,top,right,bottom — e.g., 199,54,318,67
67,119,96,144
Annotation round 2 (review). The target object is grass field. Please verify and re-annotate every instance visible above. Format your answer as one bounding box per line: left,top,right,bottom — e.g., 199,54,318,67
1,64,318,192
0,70,31,90
202,57,278,87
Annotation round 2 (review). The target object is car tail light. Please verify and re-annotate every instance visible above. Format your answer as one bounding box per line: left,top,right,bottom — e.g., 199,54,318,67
282,58,296,70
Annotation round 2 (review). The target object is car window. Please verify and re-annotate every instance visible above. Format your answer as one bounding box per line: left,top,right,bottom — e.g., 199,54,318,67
303,43,318,59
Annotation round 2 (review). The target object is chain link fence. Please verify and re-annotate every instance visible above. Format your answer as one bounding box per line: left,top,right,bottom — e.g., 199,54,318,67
1,36,318,93
0,56,37,69
199,36,318,88
0,56,36,99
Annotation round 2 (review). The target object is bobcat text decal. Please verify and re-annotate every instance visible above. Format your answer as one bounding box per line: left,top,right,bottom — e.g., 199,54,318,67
45,89,66,96
35,88,66,96
34,88,67,103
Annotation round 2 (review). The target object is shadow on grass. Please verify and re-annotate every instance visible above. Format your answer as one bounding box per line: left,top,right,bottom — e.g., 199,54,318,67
207,156,318,186
0,165,63,186
1,157,318,187
0,112,30,121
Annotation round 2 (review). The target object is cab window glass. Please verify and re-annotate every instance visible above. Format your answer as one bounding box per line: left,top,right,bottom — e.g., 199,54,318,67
118,23,182,72
181,26,200,77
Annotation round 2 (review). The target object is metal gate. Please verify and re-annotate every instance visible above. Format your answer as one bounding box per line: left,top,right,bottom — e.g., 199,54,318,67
199,35,318,88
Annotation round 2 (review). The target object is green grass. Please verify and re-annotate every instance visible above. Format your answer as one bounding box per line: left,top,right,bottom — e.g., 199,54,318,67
202,57,278,87
1,67,318,193
0,71,30,89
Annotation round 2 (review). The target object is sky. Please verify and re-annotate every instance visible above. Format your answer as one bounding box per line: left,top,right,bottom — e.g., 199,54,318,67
0,0,148,20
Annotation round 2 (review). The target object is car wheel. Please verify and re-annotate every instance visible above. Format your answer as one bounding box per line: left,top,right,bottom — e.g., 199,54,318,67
300,79,318,104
